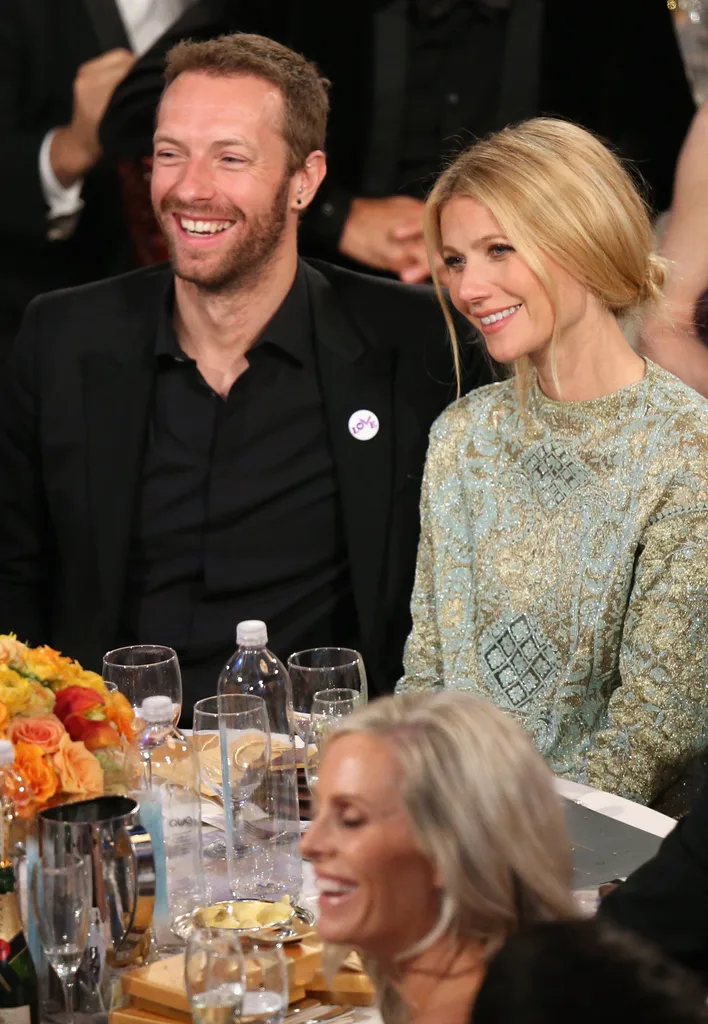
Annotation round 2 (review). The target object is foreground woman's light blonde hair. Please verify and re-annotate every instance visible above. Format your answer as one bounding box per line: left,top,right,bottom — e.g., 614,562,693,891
325,691,576,1023
425,117,667,395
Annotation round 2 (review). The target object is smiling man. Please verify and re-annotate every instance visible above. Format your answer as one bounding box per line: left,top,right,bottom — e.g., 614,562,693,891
0,34,488,716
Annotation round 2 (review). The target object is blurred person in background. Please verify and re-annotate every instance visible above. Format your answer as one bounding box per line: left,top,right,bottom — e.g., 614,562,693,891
98,0,694,284
640,99,708,398
0,1,198,359
472,919,708,1024
397,119,708,811
301,691,576,1024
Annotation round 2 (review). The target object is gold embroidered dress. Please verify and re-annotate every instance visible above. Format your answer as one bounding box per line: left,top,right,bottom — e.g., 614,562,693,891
397,361,708,803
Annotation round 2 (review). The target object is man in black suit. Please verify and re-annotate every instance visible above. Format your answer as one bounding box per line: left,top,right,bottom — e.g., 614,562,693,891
99,0,695,285
0,1,199,358
0,33,487,715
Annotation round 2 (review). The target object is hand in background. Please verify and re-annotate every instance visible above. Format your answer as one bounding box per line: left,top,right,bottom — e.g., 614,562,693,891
51,48,137,187
339,195,433,284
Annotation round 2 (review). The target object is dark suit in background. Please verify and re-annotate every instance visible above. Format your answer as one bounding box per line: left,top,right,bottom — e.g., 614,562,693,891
0,259,487,709
0,1,135,355
100,0,695,269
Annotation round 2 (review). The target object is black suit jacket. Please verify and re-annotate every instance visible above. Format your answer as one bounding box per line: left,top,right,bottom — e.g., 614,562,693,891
0,0,134,353
0,259,488,695
99,0,694,258
599,784,708,981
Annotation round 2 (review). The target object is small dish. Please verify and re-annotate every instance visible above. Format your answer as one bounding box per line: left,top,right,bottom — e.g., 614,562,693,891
176,899,316,944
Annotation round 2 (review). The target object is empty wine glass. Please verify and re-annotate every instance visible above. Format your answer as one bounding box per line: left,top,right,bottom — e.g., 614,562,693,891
287,649,367,743
241,938,288,1024
304,688,359,792
103,645,182,729
31,853,91,1024
185,925,244,1024
218,694,270,857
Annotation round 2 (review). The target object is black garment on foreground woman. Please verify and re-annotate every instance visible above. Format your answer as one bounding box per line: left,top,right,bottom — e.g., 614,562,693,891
473,919,708,1024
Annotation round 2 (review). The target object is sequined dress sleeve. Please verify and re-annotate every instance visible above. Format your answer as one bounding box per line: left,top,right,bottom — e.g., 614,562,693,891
584,510,708,803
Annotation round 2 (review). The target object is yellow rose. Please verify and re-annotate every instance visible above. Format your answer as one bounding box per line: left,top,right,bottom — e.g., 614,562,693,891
52,735,104,797
0,701,9,734
0,668,34,716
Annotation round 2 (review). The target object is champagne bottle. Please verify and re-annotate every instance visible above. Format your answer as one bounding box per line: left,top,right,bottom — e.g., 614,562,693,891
0,741,38,1024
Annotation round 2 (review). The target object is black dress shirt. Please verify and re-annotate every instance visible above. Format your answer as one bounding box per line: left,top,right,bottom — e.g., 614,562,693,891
120,264,357,713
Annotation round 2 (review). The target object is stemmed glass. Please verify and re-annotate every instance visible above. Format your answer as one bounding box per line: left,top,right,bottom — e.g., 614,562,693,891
304,688,359,792
31,853,91,1024
185,925,244,1024
287,649,367,743
217,694,270,857
241,938,288,1024
103,645,182,729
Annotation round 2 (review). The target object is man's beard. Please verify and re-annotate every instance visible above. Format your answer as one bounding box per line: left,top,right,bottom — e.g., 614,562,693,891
157,175,291,294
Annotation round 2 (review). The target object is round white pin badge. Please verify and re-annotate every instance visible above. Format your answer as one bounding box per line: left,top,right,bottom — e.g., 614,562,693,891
348,410,379,441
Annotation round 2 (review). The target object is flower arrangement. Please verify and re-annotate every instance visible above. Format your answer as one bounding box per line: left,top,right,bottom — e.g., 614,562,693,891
0,635,135,809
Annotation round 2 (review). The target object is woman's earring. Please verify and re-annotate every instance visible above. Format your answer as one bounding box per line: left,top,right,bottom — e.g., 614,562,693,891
296,185,304,207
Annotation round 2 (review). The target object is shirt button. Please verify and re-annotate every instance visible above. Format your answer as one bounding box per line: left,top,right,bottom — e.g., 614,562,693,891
447,92,459,105
322,201,335,217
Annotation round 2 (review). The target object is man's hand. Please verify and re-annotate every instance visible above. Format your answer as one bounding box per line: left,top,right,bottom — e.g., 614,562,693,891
339,196,432,284
50,49,136,188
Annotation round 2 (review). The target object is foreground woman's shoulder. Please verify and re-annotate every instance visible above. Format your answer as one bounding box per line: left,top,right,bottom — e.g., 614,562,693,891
646,360,708,429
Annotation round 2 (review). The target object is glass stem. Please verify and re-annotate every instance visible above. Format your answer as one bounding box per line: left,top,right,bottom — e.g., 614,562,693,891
61,974,74,1024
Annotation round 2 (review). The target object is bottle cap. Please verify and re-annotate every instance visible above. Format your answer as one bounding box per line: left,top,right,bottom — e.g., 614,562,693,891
236,620,268,647
141,695,174,723
0,741,14,767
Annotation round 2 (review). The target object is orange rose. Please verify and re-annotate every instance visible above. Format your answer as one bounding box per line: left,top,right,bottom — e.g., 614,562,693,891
13,741,58,804
66,716,118,752
8,715,65,754
0,702,9,733
52,735,103,796
54,686,104,724
105,692,135,741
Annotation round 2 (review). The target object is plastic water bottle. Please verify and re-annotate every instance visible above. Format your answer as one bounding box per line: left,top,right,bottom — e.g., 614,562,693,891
127,696,205,953
217,621,301,902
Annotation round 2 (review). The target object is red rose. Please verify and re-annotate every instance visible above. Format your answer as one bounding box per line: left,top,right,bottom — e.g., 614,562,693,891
64,715,118,751
0,939,11,961
54,686,104,724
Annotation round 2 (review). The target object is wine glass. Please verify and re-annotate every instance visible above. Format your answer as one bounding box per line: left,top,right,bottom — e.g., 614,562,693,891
304,688,359,792
287,649,367,743
217,694,270,857
193,696,229,858
241,938,288,1024
31,853,91,1024
103,645,182,729
185,925,244,1024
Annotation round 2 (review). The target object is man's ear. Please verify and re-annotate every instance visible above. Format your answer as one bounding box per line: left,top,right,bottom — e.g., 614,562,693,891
291,151,327,211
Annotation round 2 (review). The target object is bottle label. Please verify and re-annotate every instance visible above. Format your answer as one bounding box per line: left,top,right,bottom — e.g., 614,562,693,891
0,895,22,948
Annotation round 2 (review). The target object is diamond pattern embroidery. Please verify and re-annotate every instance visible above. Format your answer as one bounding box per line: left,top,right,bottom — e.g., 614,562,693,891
521,441,591,510
479,613,560,709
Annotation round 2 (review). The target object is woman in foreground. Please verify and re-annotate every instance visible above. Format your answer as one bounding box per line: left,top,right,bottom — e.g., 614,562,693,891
397,118,708,806
300,690,576,1024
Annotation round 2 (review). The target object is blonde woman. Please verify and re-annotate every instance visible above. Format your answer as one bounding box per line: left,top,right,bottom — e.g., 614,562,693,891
300,690,575,1024
397,118,708,807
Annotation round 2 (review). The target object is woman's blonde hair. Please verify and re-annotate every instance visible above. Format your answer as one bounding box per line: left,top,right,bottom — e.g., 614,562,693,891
425,117,667,397
326,691,576,1022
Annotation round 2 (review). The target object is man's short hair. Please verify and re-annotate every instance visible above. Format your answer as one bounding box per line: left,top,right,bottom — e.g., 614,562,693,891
473,919,708,1024
164,33,330,172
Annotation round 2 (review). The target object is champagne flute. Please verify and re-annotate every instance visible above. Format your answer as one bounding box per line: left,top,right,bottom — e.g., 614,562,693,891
103,645,182,729
287,649,367,743
185,925,244,1024
304,688,359,792
31,853,91,1024
241,938,288,1024
218,694,270,856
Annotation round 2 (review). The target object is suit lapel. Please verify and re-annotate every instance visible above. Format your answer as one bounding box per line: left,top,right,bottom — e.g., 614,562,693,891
81,312,156,630
305,264,395,652
81,0,130,50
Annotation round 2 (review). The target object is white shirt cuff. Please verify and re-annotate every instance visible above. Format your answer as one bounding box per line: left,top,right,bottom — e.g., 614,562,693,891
39,129,85,239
